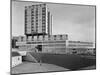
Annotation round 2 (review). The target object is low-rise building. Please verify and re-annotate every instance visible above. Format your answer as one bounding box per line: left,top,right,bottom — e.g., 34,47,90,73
66,41,95,55
14,36,95,55
12,51,22,67
16,34,68,54
12,36,19,48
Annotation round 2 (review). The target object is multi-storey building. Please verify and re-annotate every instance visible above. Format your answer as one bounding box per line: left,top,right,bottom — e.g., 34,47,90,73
16,34,68,53
25,4,52,40
66,41,95,55
14,4,95,55
16,36,95,55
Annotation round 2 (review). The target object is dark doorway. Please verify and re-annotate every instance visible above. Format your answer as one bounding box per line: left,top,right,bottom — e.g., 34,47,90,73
36,45,42,52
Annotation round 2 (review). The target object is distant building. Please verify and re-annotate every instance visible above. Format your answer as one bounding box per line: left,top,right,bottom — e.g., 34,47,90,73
12,36,19,48
66,41,95,55
12,51,22,67
25,4,52,39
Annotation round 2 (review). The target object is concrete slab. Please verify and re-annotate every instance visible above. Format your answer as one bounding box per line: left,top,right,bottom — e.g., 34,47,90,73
11,62,69,74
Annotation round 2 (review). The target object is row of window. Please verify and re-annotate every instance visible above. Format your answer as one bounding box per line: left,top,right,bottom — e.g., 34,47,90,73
31,16,45,19
25,11,46,15
25,7,46,13
25,23,46,26
26,35,67,39
26,41,65,44
25,15,45,19
25,20,46,23
30,11,46,14
25,17,46,22
68,44,93,47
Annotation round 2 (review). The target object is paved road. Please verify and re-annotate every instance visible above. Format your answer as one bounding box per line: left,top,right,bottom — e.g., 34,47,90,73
11,62,69,74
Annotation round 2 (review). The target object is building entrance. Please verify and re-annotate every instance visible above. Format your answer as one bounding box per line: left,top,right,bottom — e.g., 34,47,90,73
36,45,42,52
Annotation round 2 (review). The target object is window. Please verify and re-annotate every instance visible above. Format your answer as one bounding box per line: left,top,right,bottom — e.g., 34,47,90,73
32,30,34,32
42,29,45,32
25,23,27,26
31,20,34,23
36,23,38,25
31,17,34,19
42,16,45,18
18,57,20,60
25,10,27,13
36,19,38,21
42,19,45,22
42,23,45,25
36,17,38,19
42,7,45,10
42,18,45,20
31,14,34,16
73,51,77,54
36,13,38,16
73,49,76,50
42,13,46,15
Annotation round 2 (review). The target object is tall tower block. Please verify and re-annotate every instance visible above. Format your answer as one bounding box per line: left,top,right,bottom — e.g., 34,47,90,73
24,4,52,39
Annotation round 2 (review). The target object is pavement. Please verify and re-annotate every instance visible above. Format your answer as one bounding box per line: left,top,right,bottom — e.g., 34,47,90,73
11,62,69,74
80,65,96,70
11,52,96,74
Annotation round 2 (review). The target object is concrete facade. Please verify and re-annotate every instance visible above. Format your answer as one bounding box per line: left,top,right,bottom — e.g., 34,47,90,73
66,41,95,55
16,39,95,55
25,4,52,36
16,34,68,53
12,52,22,67
17,35,68,42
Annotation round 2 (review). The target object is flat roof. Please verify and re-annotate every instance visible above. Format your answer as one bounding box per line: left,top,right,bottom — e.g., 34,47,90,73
12,51,20,57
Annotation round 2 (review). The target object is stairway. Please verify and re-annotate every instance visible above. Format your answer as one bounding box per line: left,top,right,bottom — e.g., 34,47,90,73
29,52,42,62
22,52,38,63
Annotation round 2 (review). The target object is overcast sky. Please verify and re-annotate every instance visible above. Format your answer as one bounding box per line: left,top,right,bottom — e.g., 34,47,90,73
12,1,95,42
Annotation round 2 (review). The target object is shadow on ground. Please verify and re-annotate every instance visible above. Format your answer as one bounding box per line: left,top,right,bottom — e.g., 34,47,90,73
26,52,96,70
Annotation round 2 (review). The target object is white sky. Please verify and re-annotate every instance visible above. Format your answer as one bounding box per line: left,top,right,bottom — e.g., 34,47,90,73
12,1,95,42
